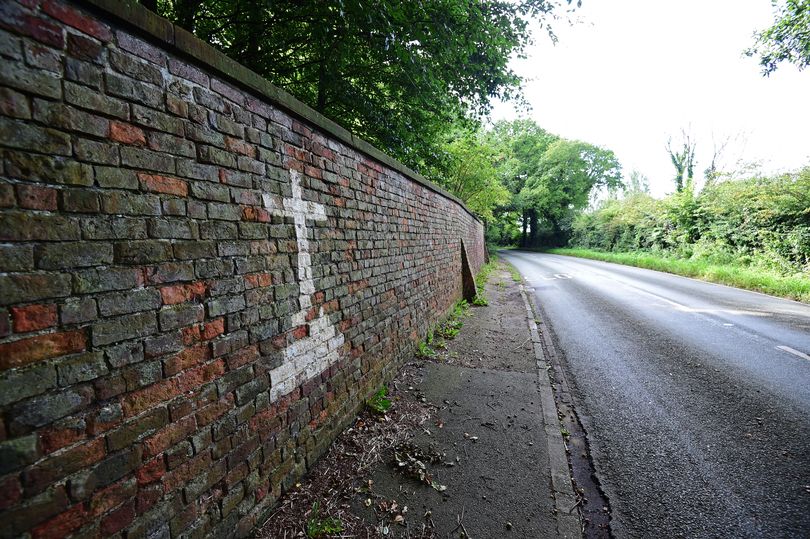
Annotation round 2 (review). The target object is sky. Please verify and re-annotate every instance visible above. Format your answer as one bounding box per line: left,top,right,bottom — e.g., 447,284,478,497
490,0,810,198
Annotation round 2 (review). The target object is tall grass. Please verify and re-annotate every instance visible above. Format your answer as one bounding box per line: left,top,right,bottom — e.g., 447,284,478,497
547,248,810,303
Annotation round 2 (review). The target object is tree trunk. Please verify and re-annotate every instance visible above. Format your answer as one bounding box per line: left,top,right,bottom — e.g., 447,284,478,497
520,210,528,248
528,209,538,247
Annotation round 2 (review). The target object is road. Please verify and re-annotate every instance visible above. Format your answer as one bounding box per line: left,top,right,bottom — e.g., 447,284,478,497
501,251,810,538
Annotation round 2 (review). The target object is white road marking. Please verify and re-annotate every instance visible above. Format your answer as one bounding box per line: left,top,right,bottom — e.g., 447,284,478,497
776,345,810,361
723,323,734,327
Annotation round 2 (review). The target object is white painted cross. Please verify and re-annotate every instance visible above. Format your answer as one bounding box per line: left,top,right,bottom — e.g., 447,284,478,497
262,170,345,400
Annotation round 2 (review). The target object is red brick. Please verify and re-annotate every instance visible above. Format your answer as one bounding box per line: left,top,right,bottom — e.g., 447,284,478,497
138,173,188,197
0,329,86,370
66,33,102,62
201,318,224,340
0,475,22,511
291,325,308,340
109,121,146,145
136,456,166,486
31,503,89,539
181,325,201,345
143,415,196,457
195,396,233,426
224,136,256,158
100,501,135,535
41,0,112,41
226,344,259,370
136,484,162,513
1,7,64,48
40,421,87,454
16,184,57,211
90,478,136,517
10,304,57,332
162,451,211,493
245,273,272,289
122,360,224,417
163,344,209,377
159,282,206,305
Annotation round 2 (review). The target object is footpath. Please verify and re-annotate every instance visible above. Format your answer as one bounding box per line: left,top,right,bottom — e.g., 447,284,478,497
257,260,582,538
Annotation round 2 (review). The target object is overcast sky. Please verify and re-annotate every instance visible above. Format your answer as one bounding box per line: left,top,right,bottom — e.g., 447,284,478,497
490,0,810,197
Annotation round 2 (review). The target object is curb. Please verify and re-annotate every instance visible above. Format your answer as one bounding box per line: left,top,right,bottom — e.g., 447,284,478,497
518,284,583,538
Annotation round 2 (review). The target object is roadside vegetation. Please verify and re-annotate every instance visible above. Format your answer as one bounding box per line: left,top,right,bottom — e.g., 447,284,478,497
559,167,810,302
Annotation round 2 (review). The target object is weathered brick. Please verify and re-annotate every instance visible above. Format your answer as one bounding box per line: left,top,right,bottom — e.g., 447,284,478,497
0,363,56,407
61,188,101,212
73,267,143,294
144,261,196,284
0,273,72,306
115,30,164,65
114,240,173,264
197,145,237,168
0,2,63,47
11,304,58,332
41,0,113,42
16,184,57,210
65,57,102,88
147,130,196,157
101,191,162,215
93,165,138,189
131,104,184,136
0,117,70,155
106,407,168,452
31,503,89,539
0,211,80,241
66,32,102,63
91,311,157,347
207,202,242,221
56,351,108,386
10,385,94,430
110,49,163,85
120,146,175,174
0,86,32,118
190,181,229,202
143,331,184,359
74,137,119,165
98,288,162,317
33,100,110,138
159,303,204,331
63,81,124,119
105,341,144,368
105,72,163,109
36,242,114,269
22,437,105,494
59,297,97,325
0,485,69,538
4,151,93,186
0,330,87,370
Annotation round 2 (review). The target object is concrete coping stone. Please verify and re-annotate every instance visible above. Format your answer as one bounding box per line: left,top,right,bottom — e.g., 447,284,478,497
77,0,481,224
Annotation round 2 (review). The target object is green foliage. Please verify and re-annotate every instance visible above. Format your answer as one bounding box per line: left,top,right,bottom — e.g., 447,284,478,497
367,387,392,414
568,166,810,280
746,0,810,75
150,0,575,175
306,502,344,538
416,340,436,359
430,129,511,220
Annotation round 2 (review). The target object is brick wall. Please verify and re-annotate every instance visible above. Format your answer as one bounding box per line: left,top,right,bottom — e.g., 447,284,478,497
0,1,485,536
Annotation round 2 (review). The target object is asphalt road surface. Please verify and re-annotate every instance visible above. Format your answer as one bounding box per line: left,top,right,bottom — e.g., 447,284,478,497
501,251,810,538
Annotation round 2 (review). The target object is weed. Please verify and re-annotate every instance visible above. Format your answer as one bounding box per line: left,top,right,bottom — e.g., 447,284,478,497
507,264,522,283
472,294,488,306
367,387,392,414
306,502,344,538
416,340,436,358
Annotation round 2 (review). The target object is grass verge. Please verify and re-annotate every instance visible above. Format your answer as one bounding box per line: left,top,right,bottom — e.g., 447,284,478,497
547,247,810,303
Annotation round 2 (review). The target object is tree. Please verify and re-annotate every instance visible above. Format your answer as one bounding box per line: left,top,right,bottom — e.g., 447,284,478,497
148,0,576,174
666,130,696,193
746,0,810,75
627,169,650,195
433,130,510,221
520,139,623,244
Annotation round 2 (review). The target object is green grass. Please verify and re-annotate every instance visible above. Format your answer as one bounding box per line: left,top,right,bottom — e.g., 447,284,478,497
547,248,810,303
306,502,343,538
